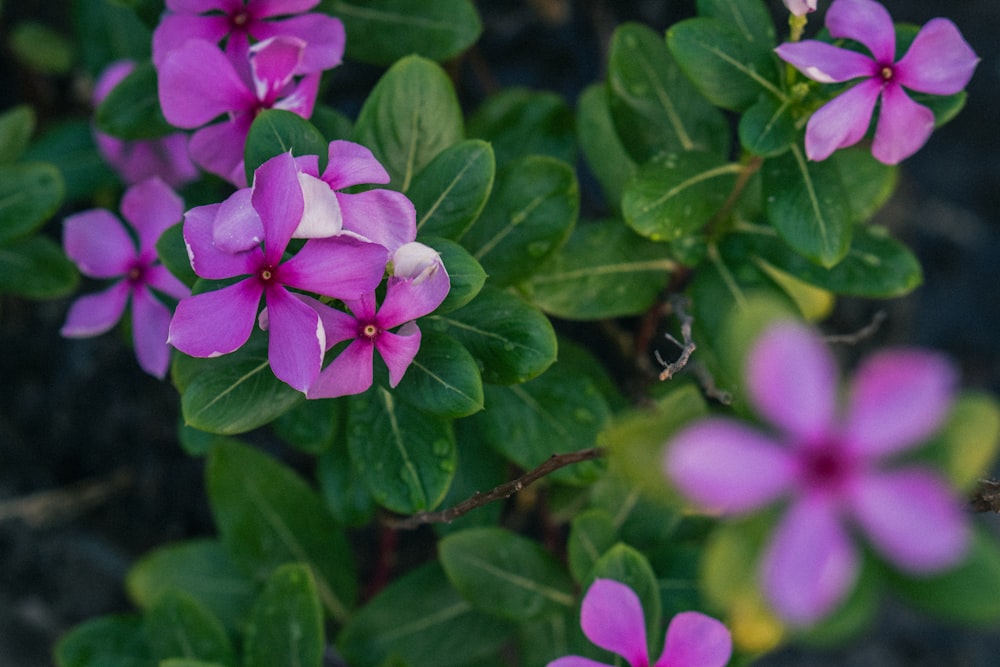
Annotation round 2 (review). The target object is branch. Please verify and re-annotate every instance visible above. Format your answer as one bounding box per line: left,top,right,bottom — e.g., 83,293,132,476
970,478,1000,513
655,296,696,381
825,310,887,345
385,447,603,530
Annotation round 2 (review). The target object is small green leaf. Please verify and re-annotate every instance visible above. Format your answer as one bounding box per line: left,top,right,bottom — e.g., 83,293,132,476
22,119,117,202
429,237,487,314
54,615,153,667
830,147,898,223
411,139,495,240
439,528,575,620
394,330,484,418
929,392,1000,491
576,83,638,210
96,61,174,140
272,397,340,454
459,154,578,286
0,104,35,164
144,591,235,666
352,55,464,192
0,235,79,299
160,660,228,667
208,441,358,621
696,0,776,51
738,93,797,157
467,88,576,166
156,222,197,289
0,162,64,244
317,438,376,527
433,424,507,534
324,0,481,65
73,0,152,72
568,509,619,584
10,21,74,73
243,564,324,667
345,387,456,513
244,110,328,185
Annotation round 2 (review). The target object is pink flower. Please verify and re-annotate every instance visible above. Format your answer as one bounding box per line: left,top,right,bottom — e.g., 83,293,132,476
157,36,320,186
783,0,817,16
92,60,198,188
775,0,979,164
547,579,732,667
167,152,387,392
152,0,344,75
61,178,190,378
664,321,970,625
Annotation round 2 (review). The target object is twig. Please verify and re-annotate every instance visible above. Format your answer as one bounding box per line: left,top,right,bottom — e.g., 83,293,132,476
655,296,696,381
825,310,887,345
385,447,604,530
970,479,1000,513
690,361,733,405
0,467,133,527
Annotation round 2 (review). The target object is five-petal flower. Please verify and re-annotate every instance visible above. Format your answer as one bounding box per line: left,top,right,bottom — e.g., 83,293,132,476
783,0,817,17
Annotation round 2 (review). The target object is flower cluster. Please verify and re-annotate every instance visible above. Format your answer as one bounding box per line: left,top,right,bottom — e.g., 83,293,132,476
663,320,970,625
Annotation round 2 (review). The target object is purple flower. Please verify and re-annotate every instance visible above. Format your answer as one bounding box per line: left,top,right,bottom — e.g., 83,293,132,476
61,178,190,378
783,0,817,17
152,0,344,75
305,242,450,399
775,0,979,164
157,36,319,186
167,151,387,392
547,579,732,667
664,321,970,625
92,60,198,188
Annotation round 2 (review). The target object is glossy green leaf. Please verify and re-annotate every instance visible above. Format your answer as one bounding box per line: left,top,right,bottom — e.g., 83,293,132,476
394,330,484,418
352,55,464,192
411,139,495,240
427,286,557,385
316,438,376,527
126,539,256,632
623,150,739,242
607,23,729,162
22,119,116,202
929,392,1000,492
459,155,578,287
576,83,637,210
338,563,512,667
324,0,481,65
0,162,64,244
0,235,79,298
160,660,227,667
428,237,487,314
177,421,239,457
468,88,576,166
73,0,152,72
271,397,340,454
568,509,619,584
830,147,898,223
433,421,507,534
696,0,776,50
156,222,197,289
207,441,358,621
243,564,324,667
10,21,74,73
244,110,328,185
764,144,852,267
96,61,174,140
0,104,35,164
54,615,153,667
346,387,456,514
527,220,674,320
144,591,235,666
439,527,575,620
738,93,797,157
589,544,662,651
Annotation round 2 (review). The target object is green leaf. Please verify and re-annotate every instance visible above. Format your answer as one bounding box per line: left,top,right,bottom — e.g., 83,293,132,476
338,563,512,667
243,564,324,667
433,422,507,534
345,387,456,514
54,615,153,667
459,155,578,287
607,23,729,162
207,441,358,621
394,330,484,418
0,104,35,164
526,220,674,319
126,539,257,633
589,544,662,653
72,0,152,72
439,527,575,620
160,660,227,667
352,55,464,192
567,509,619,584
738,93,797,157
429,237,487,314
10,21,74,73
244,110,328,185
411,139,495,240
667,16,782,111
830,147,898,223
576,83,638,210
271,398,340,454
0,162,64,244
427,286,557,385
177,330,303,435
144,591,235,666
929,392,1000,492
324,0,481,65
22,119,116,202
696,0,776,50
156,222,197,289
622,150,739,242
0,235,79,299
317,438,376,527
96,61,174,140
177,421,239,457
467,88,576,166
764,144,852,267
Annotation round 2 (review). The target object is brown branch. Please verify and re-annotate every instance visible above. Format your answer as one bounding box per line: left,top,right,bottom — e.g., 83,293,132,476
825,310,887,345
655,296,696,381
0,467,133,527
385,447,604,530
970,479,1000,513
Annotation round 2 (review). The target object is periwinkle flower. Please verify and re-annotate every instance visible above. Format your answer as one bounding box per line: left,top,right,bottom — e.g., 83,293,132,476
783,0,817,17
664,321,970,625
547,578,732,667
775,0,979,164
61,178,190,378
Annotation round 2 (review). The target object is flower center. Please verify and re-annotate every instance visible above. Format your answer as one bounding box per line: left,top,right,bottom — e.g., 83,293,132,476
880,65,894,82
258,267,275,283
799,444,854,493
231,10,250,28
361,323,380,340
126,262,145,285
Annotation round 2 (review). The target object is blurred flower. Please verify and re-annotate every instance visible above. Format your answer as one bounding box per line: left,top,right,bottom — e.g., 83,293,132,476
664,320,970,625
783,0,817,16
547,578,732,667
61,178,190,378
775,0,978,164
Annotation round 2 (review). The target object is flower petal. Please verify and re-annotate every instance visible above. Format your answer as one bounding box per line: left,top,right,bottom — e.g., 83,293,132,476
664,419,796,514
249,36,304,104
307,339,375,399
579,579,649,667
158,39,255,127
93,60,134,104
804,78,881,161
761,495,859,625
654,611,732,667
63,210,135,278
188,117,253,186
307,297,358,349
183,202,261,279
321,140,391,189
120,177,184,258
870,84,936,164
338,189,417,252
895,18,979,95
774,41,876,84
168,279,261,357
252,151,305,264
152,13,231,67
249,0,318,17
847,469,970,572
546,659,613,667
213,188,264,254
271,72,319,118
131,287,174,378
746,321,838,443
843,348,957,459
826,0,896,63
263,285,325,392
377,272,450,331
375,323,421,387
293,172,343,238
60,281,130,338
145,264,191,300
279,236,387,301
250,14,345,74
